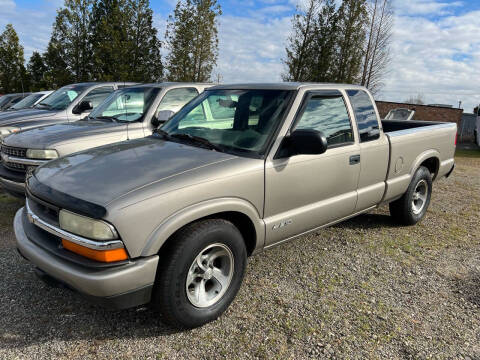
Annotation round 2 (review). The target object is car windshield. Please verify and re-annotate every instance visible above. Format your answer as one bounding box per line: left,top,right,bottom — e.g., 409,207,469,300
0,95,14,108
35,84,90,110
9,93,43,110
160,89,293,157
89,86,160,122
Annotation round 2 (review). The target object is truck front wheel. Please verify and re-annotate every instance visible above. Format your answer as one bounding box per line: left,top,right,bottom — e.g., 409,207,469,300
389,166,432,225
152,219,247,329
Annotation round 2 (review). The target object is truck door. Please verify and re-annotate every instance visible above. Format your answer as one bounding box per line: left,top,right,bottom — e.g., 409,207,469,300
345,89,389,211
264,90,361,246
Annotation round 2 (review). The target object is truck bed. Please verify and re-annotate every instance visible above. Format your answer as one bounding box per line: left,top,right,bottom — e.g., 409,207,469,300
382,119,450,133
380,119,457,203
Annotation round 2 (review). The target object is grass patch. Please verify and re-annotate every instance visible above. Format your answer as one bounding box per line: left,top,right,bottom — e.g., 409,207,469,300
455,148,480,158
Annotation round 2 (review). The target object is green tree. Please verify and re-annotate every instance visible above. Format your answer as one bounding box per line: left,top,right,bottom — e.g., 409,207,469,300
311,0,338,82
165,0,221,82
43,38,74,88
27,51,48,91
282,0,319,82
333,0,367,83
127,0,163,81
49,0,94,82
0,24,26,93
90,0,130,81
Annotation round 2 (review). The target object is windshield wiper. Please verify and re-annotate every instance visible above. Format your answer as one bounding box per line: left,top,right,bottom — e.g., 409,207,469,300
154,129,171,139
170,133,223,152
35,103,52,109
93,116,117,123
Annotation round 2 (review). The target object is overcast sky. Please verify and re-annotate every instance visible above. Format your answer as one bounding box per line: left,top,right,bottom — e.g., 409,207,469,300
1,0,480,113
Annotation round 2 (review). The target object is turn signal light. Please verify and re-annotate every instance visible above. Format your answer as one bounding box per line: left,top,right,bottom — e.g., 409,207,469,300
61,239,128,263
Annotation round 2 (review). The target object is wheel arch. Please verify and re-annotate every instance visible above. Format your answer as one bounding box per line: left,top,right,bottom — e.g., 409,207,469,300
410,150,440,181
141,198,265,257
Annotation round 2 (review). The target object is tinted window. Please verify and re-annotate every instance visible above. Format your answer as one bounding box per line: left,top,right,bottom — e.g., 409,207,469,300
82,86,115,108
346,90,379,142
156,88,198,114
295,95,353,146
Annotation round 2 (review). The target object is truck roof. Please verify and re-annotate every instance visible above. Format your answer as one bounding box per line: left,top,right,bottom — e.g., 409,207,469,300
209,82,368,91
125,82,214,89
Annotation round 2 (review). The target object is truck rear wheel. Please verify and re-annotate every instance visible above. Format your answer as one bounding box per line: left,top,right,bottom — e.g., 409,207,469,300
389,166,432,225
152,219,247,329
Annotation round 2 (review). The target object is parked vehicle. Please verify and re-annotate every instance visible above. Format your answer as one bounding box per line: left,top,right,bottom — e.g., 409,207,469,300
14,83,456,329
385,108,415,121
5,91,54,111
0,93,31,111
476,110,480,146
0,82,135,138
0,83,211,196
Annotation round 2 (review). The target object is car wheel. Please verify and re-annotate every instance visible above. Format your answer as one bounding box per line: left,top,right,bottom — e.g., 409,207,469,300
152,219,247,329
389,166,432,225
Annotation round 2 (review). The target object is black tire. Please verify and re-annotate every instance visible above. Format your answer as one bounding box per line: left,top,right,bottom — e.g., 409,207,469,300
152,219,247,329
389,166,432,225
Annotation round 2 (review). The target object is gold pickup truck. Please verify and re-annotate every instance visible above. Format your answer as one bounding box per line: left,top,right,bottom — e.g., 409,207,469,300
14,83,456,329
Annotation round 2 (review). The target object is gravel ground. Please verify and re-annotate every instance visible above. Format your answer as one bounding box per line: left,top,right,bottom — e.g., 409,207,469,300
0,152,479,360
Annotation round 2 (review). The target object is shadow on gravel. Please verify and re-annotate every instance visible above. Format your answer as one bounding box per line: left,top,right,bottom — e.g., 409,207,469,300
332,213,402,230
451,271,480,307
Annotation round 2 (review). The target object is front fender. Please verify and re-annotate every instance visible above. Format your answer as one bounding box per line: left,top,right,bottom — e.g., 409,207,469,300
141,197,265,256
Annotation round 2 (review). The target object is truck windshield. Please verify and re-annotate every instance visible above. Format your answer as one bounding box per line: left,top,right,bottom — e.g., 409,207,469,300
89,87,160,122
9,93,43,110
35,84,90,111
160,89,293,157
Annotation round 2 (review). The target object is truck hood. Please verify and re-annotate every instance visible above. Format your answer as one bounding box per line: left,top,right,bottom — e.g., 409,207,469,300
3,120,123,148
33,138,237,206
0,109,60,126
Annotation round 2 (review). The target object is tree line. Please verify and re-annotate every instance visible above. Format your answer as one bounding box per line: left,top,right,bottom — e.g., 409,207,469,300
0,0,392,94
283,0,393,94
0,0,220,93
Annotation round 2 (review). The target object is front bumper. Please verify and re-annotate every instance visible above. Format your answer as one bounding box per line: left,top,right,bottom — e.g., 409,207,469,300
14,207,159,309
0,164,25,196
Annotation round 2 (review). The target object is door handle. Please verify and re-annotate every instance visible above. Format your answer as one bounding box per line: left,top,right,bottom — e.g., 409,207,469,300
349,155,360,165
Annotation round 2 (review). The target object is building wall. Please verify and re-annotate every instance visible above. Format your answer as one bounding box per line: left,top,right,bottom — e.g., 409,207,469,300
376,101,463,126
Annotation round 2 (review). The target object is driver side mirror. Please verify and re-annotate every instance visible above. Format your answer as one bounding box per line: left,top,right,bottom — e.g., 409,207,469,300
276,129,328,158
72,100,93,114
151,110,175,128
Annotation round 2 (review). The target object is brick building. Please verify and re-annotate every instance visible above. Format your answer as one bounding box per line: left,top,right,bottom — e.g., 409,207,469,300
375,101,463,126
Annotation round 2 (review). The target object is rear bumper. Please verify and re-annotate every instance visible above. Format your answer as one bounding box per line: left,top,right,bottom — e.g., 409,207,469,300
14,207,159,309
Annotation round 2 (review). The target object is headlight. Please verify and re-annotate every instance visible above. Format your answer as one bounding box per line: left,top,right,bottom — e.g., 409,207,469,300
59,209,118,240
26,149,58,160
0,127,19,138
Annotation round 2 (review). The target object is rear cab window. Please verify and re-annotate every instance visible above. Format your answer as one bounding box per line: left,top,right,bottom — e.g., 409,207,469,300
294,91,354,147
346,90,380,142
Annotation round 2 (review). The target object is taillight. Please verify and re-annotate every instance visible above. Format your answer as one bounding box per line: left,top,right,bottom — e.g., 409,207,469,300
454,133,458,146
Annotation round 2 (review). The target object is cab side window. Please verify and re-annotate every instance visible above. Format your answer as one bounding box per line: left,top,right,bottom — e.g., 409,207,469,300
295,95,354,146
82,86,115,108
346,90,380,142
156,88,199,115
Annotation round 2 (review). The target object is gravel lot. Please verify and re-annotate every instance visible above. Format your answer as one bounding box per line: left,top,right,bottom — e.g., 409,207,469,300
0,151,479,360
